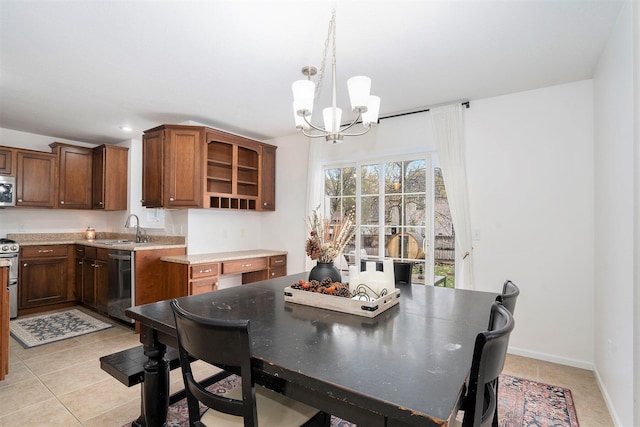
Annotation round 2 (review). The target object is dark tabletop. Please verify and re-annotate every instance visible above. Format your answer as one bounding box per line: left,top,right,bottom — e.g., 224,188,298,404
126,272,498,426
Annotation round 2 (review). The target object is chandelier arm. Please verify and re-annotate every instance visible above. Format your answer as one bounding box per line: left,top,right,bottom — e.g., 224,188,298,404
336,111,363,134
301,128,329,138
302,114,330,134
341,126,372,137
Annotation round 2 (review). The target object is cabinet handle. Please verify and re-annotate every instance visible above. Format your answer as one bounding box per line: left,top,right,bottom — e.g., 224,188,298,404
271,272,275,276
60,201,65,204
274,260,283,264
199,268,212,273
169,197,175,201
23,263,27,267
17,199,22,202
242,263,252,268
264,202,267,206
38,249,54,253
98,201,103,205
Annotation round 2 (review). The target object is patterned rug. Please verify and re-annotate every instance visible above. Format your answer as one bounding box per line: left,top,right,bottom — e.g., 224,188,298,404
123,374,579,427
10,309,113,348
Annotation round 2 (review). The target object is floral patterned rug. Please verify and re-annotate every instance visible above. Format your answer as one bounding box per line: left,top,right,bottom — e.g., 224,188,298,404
10,309,113,348
123,374,578,427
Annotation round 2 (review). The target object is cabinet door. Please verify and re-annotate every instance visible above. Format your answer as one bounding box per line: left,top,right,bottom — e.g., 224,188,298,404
189,278,218,295
82,259,96,308
142,130,164,208
53,144,92,209
93,145,128,210
166,128,203,208
74,257,84,302
16,150,56,207
0,147,15,175
19,257,67,308
94,259,109,314
259,145,276,211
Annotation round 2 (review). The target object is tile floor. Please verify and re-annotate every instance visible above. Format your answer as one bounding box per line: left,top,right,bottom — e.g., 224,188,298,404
1,307,614,427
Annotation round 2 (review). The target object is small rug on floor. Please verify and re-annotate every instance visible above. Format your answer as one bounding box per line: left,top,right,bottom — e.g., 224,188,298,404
122,374,579,427
10,308,113,348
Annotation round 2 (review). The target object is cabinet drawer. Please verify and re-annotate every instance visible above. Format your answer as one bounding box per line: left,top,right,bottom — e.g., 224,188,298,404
269,265,287,279
223,257,267,275
190,263,219,279
269,255,287,267
189,278,218,295
21,245,68,258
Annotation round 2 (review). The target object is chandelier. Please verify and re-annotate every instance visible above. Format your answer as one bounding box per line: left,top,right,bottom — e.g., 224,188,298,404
291,10,380,144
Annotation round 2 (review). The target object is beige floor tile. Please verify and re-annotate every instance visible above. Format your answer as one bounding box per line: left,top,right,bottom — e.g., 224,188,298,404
0,377,54,417
13,336,85,361
83,399,141,427
83,333,142,358
22,344,99,376
0,397,83,427
57,377,140,423
39,358,111,395
0,360,36,389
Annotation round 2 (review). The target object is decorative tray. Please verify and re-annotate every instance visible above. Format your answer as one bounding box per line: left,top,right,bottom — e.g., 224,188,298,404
283,286,400,318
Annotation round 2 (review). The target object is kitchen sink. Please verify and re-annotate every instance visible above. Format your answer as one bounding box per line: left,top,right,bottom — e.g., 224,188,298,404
96,239,135,245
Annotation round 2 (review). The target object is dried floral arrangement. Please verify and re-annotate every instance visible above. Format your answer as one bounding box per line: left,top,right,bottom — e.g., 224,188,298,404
305,206,357,263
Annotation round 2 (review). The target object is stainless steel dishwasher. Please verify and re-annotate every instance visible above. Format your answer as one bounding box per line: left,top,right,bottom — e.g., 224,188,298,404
107,249,134,324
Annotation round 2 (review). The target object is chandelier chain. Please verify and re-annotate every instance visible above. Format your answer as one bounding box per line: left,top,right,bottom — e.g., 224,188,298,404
314,9,336,102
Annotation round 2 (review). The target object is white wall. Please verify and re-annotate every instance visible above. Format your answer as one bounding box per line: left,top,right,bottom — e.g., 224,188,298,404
593,1,635,426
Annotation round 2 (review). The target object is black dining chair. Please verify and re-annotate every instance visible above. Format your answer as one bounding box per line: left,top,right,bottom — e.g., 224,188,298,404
456,302,515,427
496,280,519,315
170,299,330,427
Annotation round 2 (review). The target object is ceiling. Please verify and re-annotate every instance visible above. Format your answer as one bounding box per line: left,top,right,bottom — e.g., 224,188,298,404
0,0,624,145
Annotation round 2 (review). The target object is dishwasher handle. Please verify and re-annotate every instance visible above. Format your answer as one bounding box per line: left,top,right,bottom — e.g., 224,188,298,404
108,252,132,261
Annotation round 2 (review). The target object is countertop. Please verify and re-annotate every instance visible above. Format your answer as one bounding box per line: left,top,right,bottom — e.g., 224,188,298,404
161,249,287,265
0,260,9,268
7,232,186,252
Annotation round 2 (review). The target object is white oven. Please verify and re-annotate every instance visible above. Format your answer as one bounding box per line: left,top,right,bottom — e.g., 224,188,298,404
0,176,16,207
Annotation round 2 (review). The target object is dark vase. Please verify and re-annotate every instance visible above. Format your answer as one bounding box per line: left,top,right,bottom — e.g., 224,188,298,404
308,261,342,283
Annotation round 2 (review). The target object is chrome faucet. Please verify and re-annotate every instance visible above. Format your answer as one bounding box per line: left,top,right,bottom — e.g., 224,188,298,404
124,214,147,243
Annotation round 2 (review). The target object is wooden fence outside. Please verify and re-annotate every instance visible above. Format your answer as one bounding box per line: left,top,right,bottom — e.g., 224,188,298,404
435,235,455,264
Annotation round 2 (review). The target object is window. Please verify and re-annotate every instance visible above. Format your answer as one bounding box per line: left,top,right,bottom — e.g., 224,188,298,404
325,154,453,285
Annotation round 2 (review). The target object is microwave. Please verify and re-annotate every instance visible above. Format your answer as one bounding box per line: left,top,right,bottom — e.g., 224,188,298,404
0,176,16,207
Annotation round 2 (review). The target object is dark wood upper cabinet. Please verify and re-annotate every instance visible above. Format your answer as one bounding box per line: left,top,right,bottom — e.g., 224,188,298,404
50,142,93,209
142,124,276,211
92,144,128,210
0,147,16,175
16,149,56,207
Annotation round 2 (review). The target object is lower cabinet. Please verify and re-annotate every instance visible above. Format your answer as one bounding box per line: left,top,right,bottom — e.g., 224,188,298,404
19,245,74,311
78,246,109,314
165,262,219,298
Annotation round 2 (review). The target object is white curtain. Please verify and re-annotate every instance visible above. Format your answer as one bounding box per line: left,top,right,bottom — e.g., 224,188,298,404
305,139,324,271
430,104,475,289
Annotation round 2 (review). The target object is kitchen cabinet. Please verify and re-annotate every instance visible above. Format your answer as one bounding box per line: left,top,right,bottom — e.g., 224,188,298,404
92,144,128,210
16,149,56,207
142,125,204,208
135,247,187,306
80,246,109,313
0,147,16,175
165,262,219,298
49,142,93,209
268,254,287,279
19,245,72,310
1,265,9,381
142,124,277,211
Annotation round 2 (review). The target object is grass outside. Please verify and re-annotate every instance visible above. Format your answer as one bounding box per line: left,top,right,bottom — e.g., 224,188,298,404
435,263,455,288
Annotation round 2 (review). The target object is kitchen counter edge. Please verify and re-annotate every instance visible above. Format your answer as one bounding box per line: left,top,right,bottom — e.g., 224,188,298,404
161,249,287,265
13,240,186,251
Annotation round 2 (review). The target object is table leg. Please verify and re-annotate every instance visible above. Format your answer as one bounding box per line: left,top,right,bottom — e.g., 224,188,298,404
134,325,169,427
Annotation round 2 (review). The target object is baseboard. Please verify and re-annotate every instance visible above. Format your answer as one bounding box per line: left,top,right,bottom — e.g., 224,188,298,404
507,346,594,370
593,366,624,427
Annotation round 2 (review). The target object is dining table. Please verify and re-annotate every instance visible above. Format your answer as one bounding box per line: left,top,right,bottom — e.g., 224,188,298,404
125,272,498,427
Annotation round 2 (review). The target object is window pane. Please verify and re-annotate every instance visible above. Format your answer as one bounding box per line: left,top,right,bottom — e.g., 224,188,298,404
343,197,356,218
384,162,402,194
404,160,426,193
405,195,426,226
385,195,402,226
361,164,379,195
360,226,379,257
361,196,379,225
343,167,356,196
405,226,426,260
327,197,341,220
325,169,341,196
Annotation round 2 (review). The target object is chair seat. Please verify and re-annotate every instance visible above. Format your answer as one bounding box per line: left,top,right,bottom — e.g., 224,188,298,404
200,383,321,427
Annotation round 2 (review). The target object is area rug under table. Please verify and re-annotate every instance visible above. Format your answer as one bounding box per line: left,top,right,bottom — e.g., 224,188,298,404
123,374,579,427
10,308,113,348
